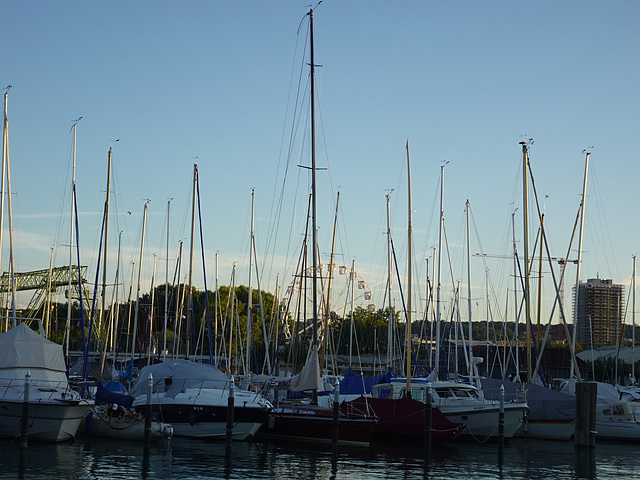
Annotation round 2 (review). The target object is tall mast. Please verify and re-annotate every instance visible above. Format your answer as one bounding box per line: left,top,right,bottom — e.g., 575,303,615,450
129,200,148,359
512,210,520,381
164,198,171,361
100,146,112,333
66,118,81,356
466,200,473,378
214,251,219,360
0,88,9,326
405,140,412,394
570,150,590,383
5,102,16,327
521,141,532,381
187,163,197,359
435,162,446,378
321,191,340,374
633,255,636,383
309,7,319,405
246,188,255,373
386,192,393,369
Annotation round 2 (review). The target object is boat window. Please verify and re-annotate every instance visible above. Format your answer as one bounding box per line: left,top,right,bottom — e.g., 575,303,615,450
436,388,454,398
453,389,469,398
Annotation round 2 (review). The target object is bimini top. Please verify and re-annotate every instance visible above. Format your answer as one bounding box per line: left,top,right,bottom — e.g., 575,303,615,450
0,322,67,383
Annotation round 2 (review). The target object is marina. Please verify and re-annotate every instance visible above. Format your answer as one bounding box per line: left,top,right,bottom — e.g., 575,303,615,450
1,2,640,478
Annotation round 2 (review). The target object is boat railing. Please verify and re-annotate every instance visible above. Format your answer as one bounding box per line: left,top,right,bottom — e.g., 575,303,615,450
0,377,80,401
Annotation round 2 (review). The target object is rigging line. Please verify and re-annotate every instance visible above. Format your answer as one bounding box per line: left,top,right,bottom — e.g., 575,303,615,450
263,24,310,288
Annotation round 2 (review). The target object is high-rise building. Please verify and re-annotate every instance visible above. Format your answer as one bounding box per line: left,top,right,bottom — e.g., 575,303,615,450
574,277,624,349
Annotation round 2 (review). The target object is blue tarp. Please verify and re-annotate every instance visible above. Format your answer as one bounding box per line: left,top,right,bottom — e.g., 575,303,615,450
95,382,134,409
339,368,392,395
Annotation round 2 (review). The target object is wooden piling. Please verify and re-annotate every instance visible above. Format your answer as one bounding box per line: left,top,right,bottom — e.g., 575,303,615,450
575,381,596,447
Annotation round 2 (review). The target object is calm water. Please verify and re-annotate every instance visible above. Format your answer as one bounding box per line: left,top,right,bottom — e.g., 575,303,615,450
0,435,638,480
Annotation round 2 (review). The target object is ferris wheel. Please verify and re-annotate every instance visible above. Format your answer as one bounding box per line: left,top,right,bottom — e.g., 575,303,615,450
279,262,376,339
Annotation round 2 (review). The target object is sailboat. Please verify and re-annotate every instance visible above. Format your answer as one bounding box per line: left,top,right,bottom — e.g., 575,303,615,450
256,8,377,446
0,93,93,442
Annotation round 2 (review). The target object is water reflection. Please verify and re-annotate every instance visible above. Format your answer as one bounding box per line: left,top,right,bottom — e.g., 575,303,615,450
0,435,638,479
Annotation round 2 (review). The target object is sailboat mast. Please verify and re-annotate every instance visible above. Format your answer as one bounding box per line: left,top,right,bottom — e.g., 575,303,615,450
406,141,412,394
164,199,171,361
309,8,319,354
100,146,112,329
570,150,590,381
521,141,532,381
246,188,255,373
129,200,148,359
466,200,473,377
187,164,197,359
66,118,80,356
435,162,446,378
386,192,393,369
512,210,520,380
633,255,636,383
0,89,8,326
5,104,16,326
320,191,340,374
308,8,320,405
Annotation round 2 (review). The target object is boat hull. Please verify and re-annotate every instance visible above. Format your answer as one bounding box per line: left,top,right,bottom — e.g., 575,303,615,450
148,403,268,440
516,418,575,440
80,408,173,442
0,398,93,442
344,396,464,442
440,404,526,439
258,404,377,445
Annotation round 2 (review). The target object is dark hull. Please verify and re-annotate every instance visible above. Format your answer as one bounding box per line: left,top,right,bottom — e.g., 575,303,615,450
257,404,377,445
135,403,270,440
344,396,465,442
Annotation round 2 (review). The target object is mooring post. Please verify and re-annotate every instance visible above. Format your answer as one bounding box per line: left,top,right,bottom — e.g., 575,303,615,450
20,370,31,449
498,384,505,450
424,381,432,458
575,381,597,447
332,379,340,447
144,373,153,447
226,376,235,445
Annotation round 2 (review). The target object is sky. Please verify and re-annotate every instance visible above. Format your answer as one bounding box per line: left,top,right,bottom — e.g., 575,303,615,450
2,1,639,331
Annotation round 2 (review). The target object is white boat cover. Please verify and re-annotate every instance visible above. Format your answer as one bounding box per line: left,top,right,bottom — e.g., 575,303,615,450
0,322,68,384
577,346,640,365
129,359,230,398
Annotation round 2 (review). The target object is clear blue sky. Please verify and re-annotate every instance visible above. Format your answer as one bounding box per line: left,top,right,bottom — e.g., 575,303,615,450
2,1,639,329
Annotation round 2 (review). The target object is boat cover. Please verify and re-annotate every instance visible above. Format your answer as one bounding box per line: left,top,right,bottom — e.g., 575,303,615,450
481,377,573,421
96,382,134,409
0,322,68,383
129,360,230,398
